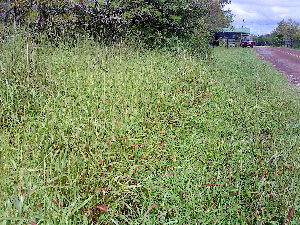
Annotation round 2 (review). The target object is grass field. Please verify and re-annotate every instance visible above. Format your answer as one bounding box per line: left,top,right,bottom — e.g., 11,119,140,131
0,37,299,224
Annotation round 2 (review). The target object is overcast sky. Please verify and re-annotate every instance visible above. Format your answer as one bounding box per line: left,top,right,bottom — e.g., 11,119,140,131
224,0,300,35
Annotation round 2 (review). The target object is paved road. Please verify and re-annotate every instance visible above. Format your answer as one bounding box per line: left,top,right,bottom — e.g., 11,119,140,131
255,46,300,88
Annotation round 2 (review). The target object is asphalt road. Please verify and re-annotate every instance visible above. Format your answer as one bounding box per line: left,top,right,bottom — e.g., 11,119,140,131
255,46,300,88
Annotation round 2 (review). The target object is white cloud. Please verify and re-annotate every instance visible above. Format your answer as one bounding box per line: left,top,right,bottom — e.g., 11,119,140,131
225,1,300,35
232,0,300,7
229,3,265,22
271,6,289,14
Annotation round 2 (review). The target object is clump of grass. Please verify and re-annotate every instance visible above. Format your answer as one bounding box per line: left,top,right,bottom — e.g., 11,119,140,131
0,37,299,224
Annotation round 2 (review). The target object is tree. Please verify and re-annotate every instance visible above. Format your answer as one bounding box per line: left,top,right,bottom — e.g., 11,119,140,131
206,0,233,32
0,0,232,53
271,19,300,47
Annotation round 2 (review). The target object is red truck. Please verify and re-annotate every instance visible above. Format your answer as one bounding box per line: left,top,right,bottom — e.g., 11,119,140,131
241,39,255,48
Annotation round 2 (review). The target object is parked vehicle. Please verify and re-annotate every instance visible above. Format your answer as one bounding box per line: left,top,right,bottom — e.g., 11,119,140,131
241,39,255,48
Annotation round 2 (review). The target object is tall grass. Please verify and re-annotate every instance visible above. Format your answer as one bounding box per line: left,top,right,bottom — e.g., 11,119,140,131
0,37,299,224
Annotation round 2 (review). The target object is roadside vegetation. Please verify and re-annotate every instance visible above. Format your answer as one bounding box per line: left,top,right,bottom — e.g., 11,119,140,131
254,19,300,49
0,0,232,57
1,35,299,224
1,1,299,224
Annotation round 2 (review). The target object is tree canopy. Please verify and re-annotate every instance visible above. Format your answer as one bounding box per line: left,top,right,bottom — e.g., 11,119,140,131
272,19,300,47
1,0,232,45
254,19,300,48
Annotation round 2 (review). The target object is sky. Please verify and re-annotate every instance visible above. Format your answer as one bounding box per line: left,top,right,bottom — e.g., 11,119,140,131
224,0,300,35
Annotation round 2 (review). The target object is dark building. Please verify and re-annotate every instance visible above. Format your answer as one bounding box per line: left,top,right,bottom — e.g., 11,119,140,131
213,27,251,47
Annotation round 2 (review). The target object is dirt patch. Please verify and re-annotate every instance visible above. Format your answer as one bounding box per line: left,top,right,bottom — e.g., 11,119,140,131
255,46,300,88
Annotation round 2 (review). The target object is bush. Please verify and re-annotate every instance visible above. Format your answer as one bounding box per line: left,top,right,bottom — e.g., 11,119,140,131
0,0,231,56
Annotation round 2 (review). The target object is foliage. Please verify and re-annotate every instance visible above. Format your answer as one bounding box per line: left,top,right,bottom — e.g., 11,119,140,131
255,19,300,48
1,36,299,224
271,19,300,47
0,0,232,54
205,0,233,32
252,33,273,46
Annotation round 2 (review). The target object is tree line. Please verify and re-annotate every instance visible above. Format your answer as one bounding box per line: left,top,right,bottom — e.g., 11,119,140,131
0,0,232,54
254,19,300,49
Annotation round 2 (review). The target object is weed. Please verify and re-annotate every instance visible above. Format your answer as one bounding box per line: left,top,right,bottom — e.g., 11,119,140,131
0,39,299,224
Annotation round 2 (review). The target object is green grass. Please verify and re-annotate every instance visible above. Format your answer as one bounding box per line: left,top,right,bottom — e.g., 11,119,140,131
0,36,299,224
